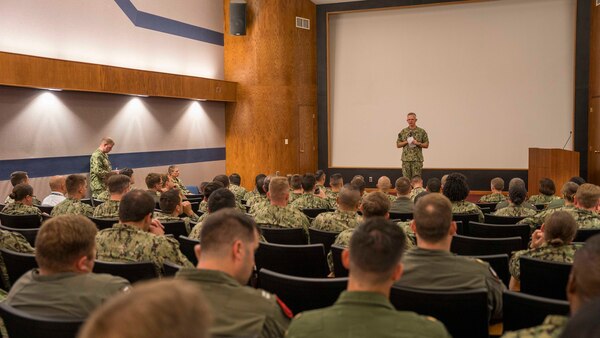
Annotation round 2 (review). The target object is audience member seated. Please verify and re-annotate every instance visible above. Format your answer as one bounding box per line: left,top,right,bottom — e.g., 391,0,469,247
78,279,211,338
0,229,35,290
570,176,586,185
245,175,268,209
501,234,600,337
229,173,247,202
509,211,581,291
289,174,304,203
496,178,537,211
244,173,267,201
1,184,42,222
167,165,191,195
311,185,361,232
95,190,193,275
5,215,130,318
375,176,396,202
350,176,367,198
144,173,163,203
188,188,237,240
254,177,310,232
493,184,537,217
198,181,225,214
443,173,484,222
155,188,201,234
51,174,94,217
409,175,426,201
478,177,507,203
3,171,41,205
95,172,117,202
528,178,560,205
426,177,442,193
247,176,271,215
396,193,505,321
291,173,331,210
440,174,449,190
325,173,343,207
160,173,175,192
390,177,414,213
547,181,579,210
315,170,327,192
176,209,291,337
286,218,449,338
93,174,131,218
557,297,600,338
41,175,67,207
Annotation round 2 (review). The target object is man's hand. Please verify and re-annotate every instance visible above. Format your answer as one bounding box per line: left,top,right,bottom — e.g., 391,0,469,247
149,219,165,236
181,201,194,216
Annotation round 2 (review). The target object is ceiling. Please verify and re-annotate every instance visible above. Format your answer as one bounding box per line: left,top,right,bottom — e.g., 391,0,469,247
311,0,365,4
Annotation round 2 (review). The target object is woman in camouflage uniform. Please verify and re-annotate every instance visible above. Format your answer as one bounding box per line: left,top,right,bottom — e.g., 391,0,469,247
528,177,560,205
493,184,537,217
1,183,42,222
442,173,484,222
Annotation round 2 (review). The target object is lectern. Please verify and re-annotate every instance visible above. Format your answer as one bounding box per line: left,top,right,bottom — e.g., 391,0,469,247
528,148,579,196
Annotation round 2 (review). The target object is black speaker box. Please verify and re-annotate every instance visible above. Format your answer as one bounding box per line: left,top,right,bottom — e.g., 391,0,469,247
230,1,247,36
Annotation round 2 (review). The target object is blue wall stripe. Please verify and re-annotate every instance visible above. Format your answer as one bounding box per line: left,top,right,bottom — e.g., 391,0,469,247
0,148,226,179
114,0,224,46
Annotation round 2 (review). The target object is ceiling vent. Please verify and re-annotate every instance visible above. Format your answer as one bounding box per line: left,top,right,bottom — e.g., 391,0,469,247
296,17,310,30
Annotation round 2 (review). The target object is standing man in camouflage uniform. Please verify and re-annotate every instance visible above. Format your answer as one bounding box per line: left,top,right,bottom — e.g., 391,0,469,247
311,186,361,232
396,112,429,179
90,137,114,198
254,177,310,232
51,174,94,217
92,175,131,219
290,174,331,210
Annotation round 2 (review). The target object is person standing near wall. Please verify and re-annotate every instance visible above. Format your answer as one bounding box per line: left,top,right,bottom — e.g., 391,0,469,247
396,112,429,179
90,137,115,198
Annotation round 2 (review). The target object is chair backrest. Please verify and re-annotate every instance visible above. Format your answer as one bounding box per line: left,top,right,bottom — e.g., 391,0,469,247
92,199,105,207
0,225,39,247
42,214,52,223
502,290,570,332
534,204,546,211
470,254,510,287
468,222,530,249
451,234,522,257
162,221,188,240
390,285,489,338
34,205,54,214
0,203,4,212
574,229,600,242
0,248,38,288
258,268,347,314
301,208,329,218
184,194,204,200
308,228,339,253
189,201,200,213
0,213,41,228
0,302,83,338
388,211,413,221
454,221,465,235
484,214,526,224
330,245,348,277
452,213,480,228
177,236,200,265
88,217,118,231
255,242,329,277
260,226,307,245
476,203,497,211
92,260,158,284
80,199,93,206
186,185,201,195
519,257,572,300
163,261,182,277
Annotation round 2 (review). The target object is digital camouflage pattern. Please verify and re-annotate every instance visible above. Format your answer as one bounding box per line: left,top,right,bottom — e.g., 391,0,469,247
249,199,270,215
1,202,42,222
198,200,208,213
0,230,34,290
389,196,414,214
546,198,566,210
89,149,111,198
93,200,120,218
500,315,567,338
229,184,247,202
518,205,600,230
451,201,484,222
478,193,507,203
409,187,425,201
310,210,361,232
188,222,204,240
253,205,310,231
95,190,111,202
324,190,339,208
509,243,581,280
4,196,41,206
154,211,201,234
528,194,560,205
246,194,268,208
402,162,423,181
497,200,536,211
290,194,331,210
171,177,191,195
289,192,303,204
50,198,94,217
493,205,537,217
397,127,429,162
243,190,259,202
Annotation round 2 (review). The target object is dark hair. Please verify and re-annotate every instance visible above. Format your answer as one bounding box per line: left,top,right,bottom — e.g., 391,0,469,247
290,174,302,190
442,173,470,202
410,175,422,184
159,189,181,214
203,181,224,200
315,170,326,181
200,209,260,254
571,234,600,303
562,182,579,203
361,192,390,218
9,183,33,201
229,173,241,186
350,177,366,195
413,191,430,205
213,174,230,188
66,174,87,195
543,211,577,246
330,173,343,187
145,173,162,189
208,188,236,213
301,173,317,192
570,176,586,185
118,167,134,178
426,177,441,193
508,184,527,206
491,177,504,191
9,171,28,187
107,174,131,194
263,176,271,193
414,193,453,243
119,190,155,222
559,297,600,338
199,181,209,194
255,175,267,195
539,178,556,196
395,177,411,195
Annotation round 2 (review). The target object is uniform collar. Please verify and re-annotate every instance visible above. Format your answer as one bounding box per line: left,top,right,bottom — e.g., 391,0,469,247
177,268,240,287
335,291,395,310
410,247,454,257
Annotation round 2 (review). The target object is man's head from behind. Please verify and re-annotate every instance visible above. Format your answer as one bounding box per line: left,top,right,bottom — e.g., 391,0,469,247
301,173,317,193
159,189,182,215
268,177,289,204
290,174,302,190
426,177,441,193
491,177,504,192
119,190,155,227
330,173,343,189
203,181,225,201
49,175,67,194
411,175,423,188
567,234,600,314
377,176,392,191
395,177,411,196
229,173,241,186
208,188,236,213
145,173,162,190
107,174,131,196
574,184,600,210
337,186,361,211
35,215,97,274
412,193,455,245
9,171,29,187
66,174,87,197
361,191,390,218
213,174,230,188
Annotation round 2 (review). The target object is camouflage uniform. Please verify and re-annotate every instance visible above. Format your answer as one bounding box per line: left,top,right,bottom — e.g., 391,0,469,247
311,210,361,232
290,194,331,210
528,194,560,205
409,187,425,201
289,192,303,204
96,190,111,202
493,205,537,217
171,177,191,195
0,230,35,290
397,126,429,179
89,148,111,198
518,205,600,230
500,315,567,338
188,222,204,240
246,194,268,209
95,223,193,275
546,198,565,210
249,199,270,215
497,200,536,211
389,196,414,214
229,184,247,202
451,201,484,222
478,193,507,203
509,243,581,280
243,190,259,202
254,205,310,231
198,200,208,213
1,202,42,222
92,200,120,218
154,211,201,234
4,196,41,206
50,198,94,217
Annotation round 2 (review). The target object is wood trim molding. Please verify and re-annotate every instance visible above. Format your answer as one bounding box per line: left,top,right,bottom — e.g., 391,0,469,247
0,52,236,102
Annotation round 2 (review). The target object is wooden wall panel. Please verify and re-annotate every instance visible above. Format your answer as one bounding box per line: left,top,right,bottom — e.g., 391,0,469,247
0,52,236,102
224,0,317,189
591,1,599,98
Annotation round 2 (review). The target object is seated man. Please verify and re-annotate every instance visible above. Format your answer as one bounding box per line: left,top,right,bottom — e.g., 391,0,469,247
244,174,267,201
315,170,327,192
397,193,505,321
528,177,560,205
496,178,536,211
409,175,426,201
478,177,507,203
246,175,269,212
188,188,237,240
176,209,291,337
228,173,247,202
4,171,41,205
350,176,366,198
324,173,343,207
95,190,193,275
547,181,579,210
311,185,361,232
154,188,201,234
286,218,449,338
426,177,442,193
291,173,331,210
254,177,310,231
98,168,135,202
95,172,117,202
145,173,163,203
41,175,67,206
5,215,130,318
51,174,94,217
167,165,191,195
213,174,251,213
1,184,43,222
390,177,414,213
289,174,304,203
493,184,537,217
375,176,396,202
198,181,225,213
93,174,131,218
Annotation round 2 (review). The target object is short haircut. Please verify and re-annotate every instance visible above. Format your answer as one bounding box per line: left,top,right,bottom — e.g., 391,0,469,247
411,175,423,184
208,188,236,212
49,176,65,191
543,211,577,246
269,177,289,202
349,218,407,283
377,176,392,190
9,171,28,187
571,234,600,303
66,174,87,195
199,181,209,193
9,183,33,201
200,209,260,255
262,176,272,193
508,177,526,190
330,173,343,187
145,173,162,189
491,177,504,191
426,177,441,193
301,173,317,192
413,193,453,243
539,178,556,196
101,137,114,145
213,174,230,188
508,184,527,206
407,112,417,118
167,165,177,174
203,181,224,200
119,190,155,223
290,174,302,190
108,174,131,194
102,172,117,185
229,173,241,186
350,177,366,195
255,174,267,195
395,177,411,195
361,192,390,218
562,182,579,203
159,189,181,214
118,168,133,178
78,279,211,338
413,191,430,205
338,185,361,208
442,173,469,202
575,184,600,209
35,215,97,272
315,170,326,181
570,176,586,185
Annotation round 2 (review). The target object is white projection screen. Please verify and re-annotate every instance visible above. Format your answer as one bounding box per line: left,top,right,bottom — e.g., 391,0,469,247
328,0,576,169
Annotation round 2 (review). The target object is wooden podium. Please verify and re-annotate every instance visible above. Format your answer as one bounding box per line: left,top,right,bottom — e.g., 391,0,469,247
528,148,580,195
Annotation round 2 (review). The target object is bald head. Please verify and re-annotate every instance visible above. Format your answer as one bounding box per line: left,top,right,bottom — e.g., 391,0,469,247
48,175,66,193
337,186,361,211
413,193,453,244
377,176,392,191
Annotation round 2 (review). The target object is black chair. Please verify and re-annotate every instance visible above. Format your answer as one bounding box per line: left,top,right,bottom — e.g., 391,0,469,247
519,257,572,300
301,208,329,219
0,203,4,212
184,194,204,200
80,198,93,207
0,248,37,288
0,302,83,338
258,269,347,314
189,201,200,213
0,213,41,228
451,234,522,257
330,244,348,277
574,229,600,242
484,214,526,224
0,225,38,247
468,222,531,249
92,199,105,207
308,228,339,252
177,236,200,265
260,226,307,245
388,211,413,221
162,221,188,240
476,203,497,211
42,214,52,223
454,221,466,235
89,217,118,231
502,291,570,332
390,285,489,338
452,213,480,229
34,205,53,214
93,260,158,284
479,207,491,214
163,261,182,277
534,204,547,211
471,254,510,287
255,242,329,278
